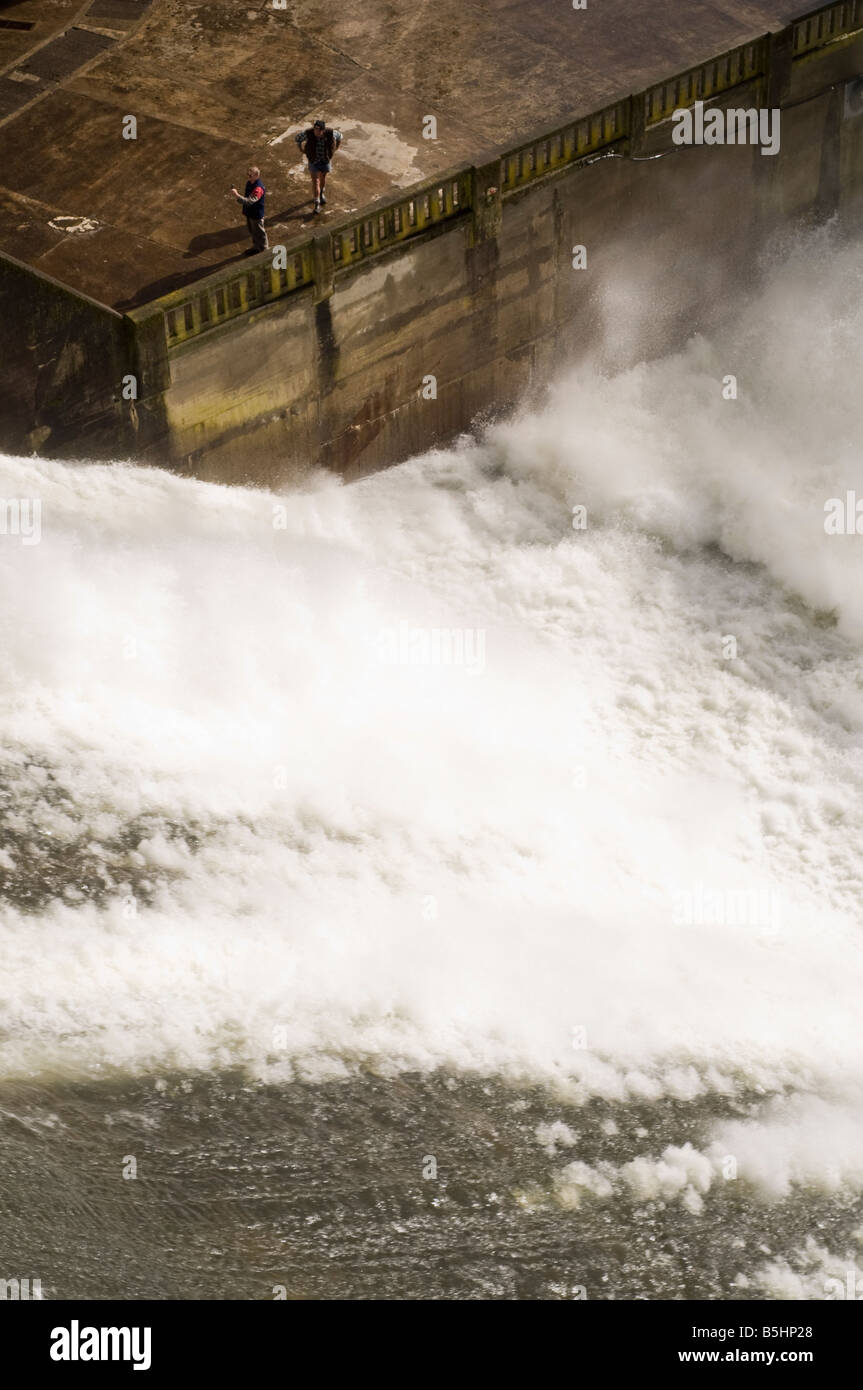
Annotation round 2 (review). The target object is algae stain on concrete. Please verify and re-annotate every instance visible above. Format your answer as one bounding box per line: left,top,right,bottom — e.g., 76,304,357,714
315,298,340,394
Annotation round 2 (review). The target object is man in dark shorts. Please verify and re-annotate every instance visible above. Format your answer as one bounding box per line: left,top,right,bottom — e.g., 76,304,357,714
230,165,268,254
295,119,343,214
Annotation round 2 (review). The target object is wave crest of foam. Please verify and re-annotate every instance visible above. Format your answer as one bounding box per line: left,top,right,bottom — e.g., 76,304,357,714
1,234,862,1197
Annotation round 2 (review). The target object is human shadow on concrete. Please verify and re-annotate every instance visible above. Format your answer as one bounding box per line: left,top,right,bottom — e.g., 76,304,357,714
182,226,247,258
183,202,313,260
265,201,318,226
113,252,246,311
112,204,325,309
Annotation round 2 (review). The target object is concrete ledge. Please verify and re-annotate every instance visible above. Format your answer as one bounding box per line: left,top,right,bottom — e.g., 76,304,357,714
0,248,138,457
133,2,863,357
2,0,862,474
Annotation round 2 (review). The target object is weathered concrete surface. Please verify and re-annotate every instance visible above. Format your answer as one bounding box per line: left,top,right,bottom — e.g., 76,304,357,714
154,66,863,488
0,0,82,74
0,251,141,457
0,0,805,308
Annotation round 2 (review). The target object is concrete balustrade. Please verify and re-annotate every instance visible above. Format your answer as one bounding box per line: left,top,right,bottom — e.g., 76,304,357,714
137,0,863,358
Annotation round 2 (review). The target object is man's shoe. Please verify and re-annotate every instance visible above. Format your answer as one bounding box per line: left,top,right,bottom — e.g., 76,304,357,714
320,193,326,205
313,202,321,214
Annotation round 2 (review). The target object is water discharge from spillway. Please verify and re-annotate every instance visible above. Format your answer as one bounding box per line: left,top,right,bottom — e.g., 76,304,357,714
1,228,863,1298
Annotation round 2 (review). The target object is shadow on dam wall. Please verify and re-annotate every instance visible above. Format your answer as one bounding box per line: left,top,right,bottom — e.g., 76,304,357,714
1,5,862,485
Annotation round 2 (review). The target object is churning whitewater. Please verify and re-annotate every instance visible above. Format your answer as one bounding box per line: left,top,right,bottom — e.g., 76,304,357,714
2,232,863,1296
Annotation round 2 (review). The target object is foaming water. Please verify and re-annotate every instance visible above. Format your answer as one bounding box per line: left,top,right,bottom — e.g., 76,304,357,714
2,233,863,1269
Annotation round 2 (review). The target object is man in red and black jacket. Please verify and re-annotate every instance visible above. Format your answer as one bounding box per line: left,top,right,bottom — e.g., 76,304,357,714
230,165,268,254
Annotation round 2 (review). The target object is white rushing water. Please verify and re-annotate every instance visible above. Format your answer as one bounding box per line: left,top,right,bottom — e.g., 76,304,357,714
1,230,863,1218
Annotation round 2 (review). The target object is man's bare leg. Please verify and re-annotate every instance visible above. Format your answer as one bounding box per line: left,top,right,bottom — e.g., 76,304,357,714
319,172,328,205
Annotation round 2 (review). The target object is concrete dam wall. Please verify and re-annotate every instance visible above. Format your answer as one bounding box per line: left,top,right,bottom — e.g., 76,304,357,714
1,0,862,485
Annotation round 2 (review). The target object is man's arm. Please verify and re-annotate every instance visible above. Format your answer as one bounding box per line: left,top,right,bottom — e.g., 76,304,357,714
234,184,263,209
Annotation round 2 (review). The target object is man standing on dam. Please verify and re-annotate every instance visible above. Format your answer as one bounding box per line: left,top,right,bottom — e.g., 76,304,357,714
230,166,268,254
295,119,342,214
